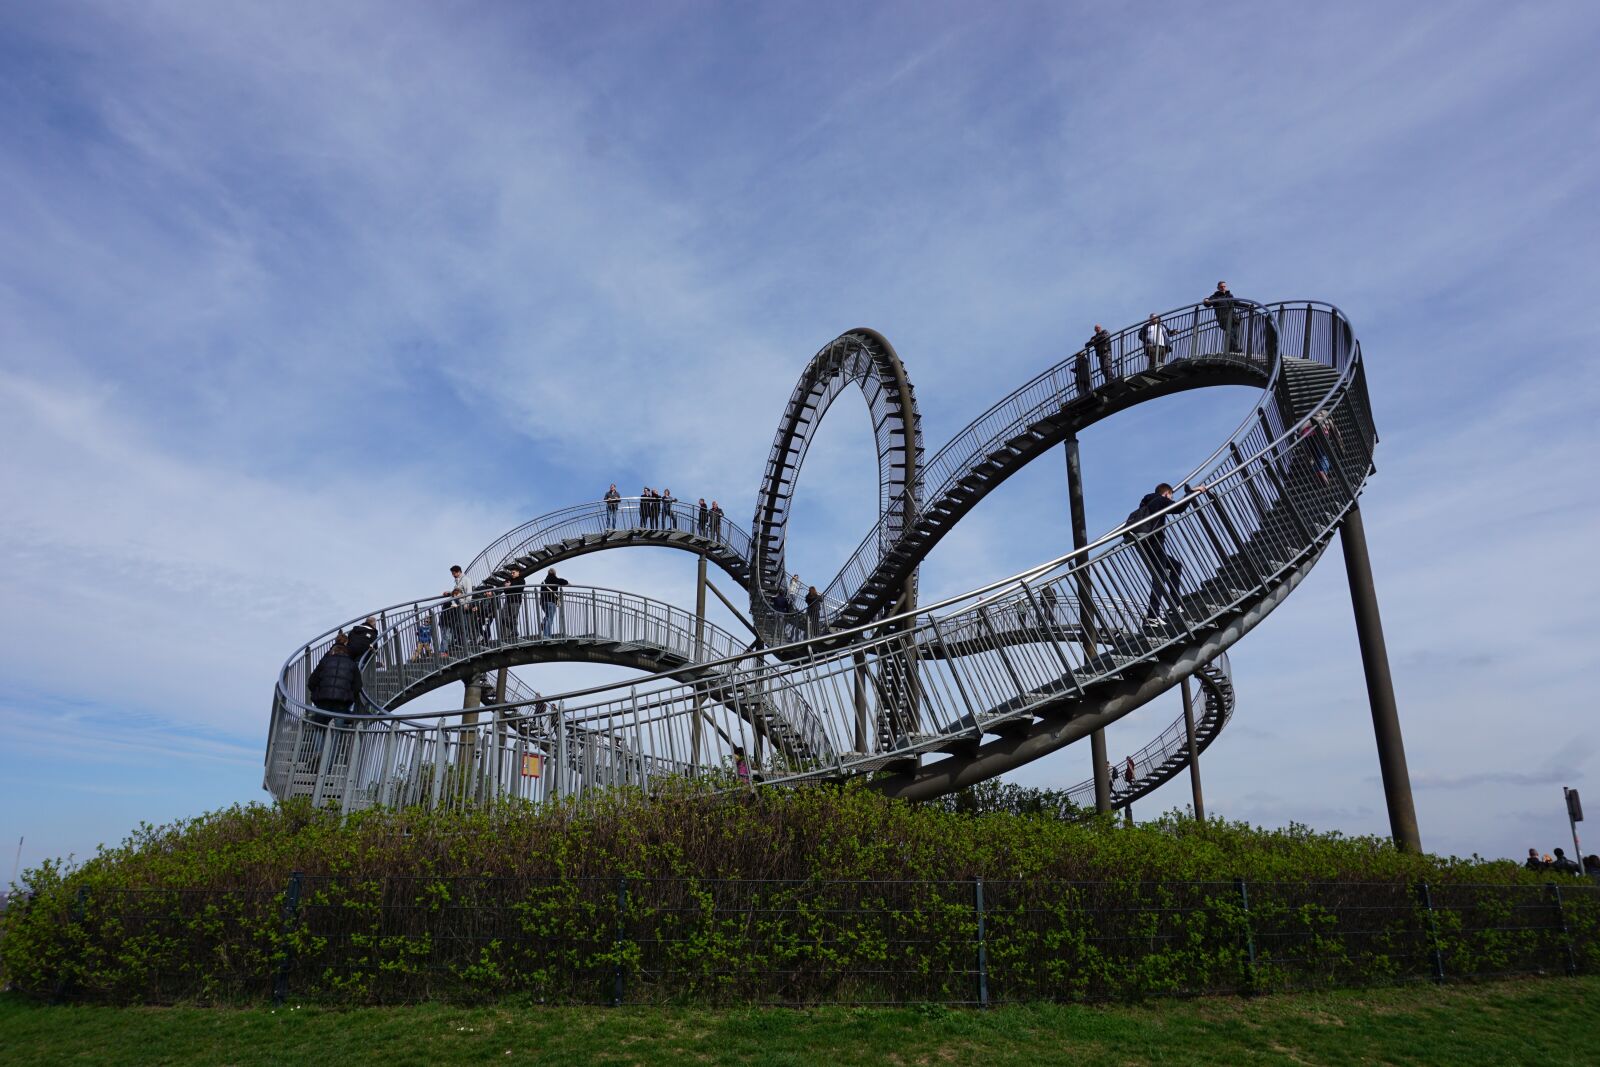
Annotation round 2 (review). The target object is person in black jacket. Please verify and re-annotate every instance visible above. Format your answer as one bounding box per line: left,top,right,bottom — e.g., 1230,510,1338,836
1525,848,1548,871
539,568,570,637
1088,324,1115,383
345,616,379,662
308,633,362,720
472,580,499,642
1552,848,1582,874
500,567,525,640
1129,482,1209,628
1204,281,1241,352
709,501,723,542
697,498,710,537
661,489,677,530
805,585,824,638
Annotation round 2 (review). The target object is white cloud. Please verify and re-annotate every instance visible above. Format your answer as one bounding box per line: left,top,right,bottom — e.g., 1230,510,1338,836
2,0,1598,864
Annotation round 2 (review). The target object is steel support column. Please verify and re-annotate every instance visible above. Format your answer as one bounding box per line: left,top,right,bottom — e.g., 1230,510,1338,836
691,552,707,768
1339,504,1421,853
1181,678,1205,821
1066,434,1112,814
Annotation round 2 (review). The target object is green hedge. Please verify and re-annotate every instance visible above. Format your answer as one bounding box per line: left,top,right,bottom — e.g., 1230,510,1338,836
3,785,1593,1004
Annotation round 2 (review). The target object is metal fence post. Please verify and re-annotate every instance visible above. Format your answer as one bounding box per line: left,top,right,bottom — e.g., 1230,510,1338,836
274,870,304,1005
1416,882,1445,983
612,875,628,1007
1234,877,1257,994
1549,882,1578,977
51,884,89,1004
975,878,990,1008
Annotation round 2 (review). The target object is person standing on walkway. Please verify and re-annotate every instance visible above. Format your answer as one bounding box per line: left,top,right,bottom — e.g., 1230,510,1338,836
805,585,824,637
640,487,654,529
1124,755,1136,788
501,566,525,640
661,489,677,530
1089,324,1115,384
604,484,621,530
473,579,499,643
788,573,803,606
709,500,723,542
440,565,470,657
412,615,434,660
1204,281,1241,352
1139,313,1171,371
1040,583,1059,632
1127,482,1208,629
539,568,569,637
1072,338,1093,397
697,498,710,537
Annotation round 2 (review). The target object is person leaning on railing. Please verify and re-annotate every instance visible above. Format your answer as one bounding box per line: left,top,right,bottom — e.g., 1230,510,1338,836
1204,281,1241,352
604,484,621,530
1126,481,1210,631
539,568,569,637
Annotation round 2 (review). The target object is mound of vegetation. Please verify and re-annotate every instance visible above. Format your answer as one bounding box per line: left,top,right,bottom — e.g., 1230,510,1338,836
3,785,1590,1005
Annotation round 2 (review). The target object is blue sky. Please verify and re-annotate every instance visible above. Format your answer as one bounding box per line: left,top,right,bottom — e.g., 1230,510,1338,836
2,1,1598,875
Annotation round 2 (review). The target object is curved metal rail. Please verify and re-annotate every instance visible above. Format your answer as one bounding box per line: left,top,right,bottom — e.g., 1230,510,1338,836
749,328,923,623
1063,656,1234,811
265,297,1371,814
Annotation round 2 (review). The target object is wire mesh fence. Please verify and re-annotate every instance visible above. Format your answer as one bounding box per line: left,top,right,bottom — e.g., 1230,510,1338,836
12,876,1599,1006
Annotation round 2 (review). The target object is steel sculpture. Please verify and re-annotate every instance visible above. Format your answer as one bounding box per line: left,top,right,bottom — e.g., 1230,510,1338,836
264,298,1420,850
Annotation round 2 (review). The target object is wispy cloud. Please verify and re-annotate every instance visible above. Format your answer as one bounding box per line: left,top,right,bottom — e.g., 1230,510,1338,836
1,0,1597,864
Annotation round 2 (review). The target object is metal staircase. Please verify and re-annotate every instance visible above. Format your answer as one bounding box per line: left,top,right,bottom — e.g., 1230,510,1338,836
264,298,1373,816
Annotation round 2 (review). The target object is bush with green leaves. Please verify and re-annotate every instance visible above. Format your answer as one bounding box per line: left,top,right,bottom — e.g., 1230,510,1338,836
3,784,1593,1004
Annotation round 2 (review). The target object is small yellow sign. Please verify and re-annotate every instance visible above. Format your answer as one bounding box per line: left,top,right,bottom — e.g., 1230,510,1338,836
521,753,544,778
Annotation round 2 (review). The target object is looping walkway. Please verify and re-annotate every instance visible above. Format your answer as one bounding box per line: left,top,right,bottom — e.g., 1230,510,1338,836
266,297,1372,817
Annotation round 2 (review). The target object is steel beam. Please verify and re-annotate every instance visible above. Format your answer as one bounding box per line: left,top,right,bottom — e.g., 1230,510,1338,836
1065,433,1112,814
1339,504,1421,853
1182,678,1205,821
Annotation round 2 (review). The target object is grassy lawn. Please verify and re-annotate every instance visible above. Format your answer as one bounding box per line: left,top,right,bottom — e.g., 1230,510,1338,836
2,977,1598,1065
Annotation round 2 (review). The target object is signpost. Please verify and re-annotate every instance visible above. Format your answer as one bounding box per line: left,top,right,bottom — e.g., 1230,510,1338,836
1565,787,1583,870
